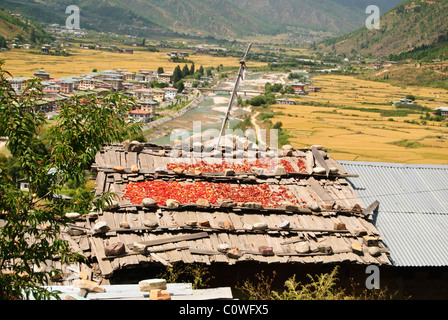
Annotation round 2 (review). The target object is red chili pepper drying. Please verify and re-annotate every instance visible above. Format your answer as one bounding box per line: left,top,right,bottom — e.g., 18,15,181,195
122,180,299,208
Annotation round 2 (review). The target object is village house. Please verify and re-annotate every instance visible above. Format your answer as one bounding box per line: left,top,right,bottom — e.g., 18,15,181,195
137,99,159,112
307,86,322,93
130,82,147,91
122,72,136,81
374,63,383,70
183,79,195,88
6,77,27,93
276,98,297,105
42,79,61,91
12,133,448,299
122,82,134,92
134,73,145,82
200,76,212,83
132,88,152,100
67,77,82,90
158,72,173,84
144,74,157,83
291,82,307,95
128,109,153,123
116,68,128,74
41,45,51,54
35,97,58,113
42,89,59,97
152,89,166,103
435,107,448,117
94,82,114,91
393,98,415,106
78,78,98,91
168,51,178,58
96,70,124,81
103,78,124,91
34,70,51,81
60,80,74,94
163,87,178,100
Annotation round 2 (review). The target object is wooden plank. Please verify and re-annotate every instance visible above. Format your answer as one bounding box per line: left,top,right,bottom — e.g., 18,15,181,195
78,235,91,251
120,151,127,168
285,157,301,173
89,237,114,277
150,252,173,267
362,200,379,218
145,153,154,171
115,151,122,167
305,152,314,174
326,157,348,175
61,233,83,255
95,152,106,168
307,177,335,205
189,248,220,255
135,232,209,248
127,152,139,168
311,146,330,177
152,155,165,171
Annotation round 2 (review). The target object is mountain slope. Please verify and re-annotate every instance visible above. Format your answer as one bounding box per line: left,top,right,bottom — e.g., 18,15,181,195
106,0,282,37
2,0,405,39
320,0,448,57
0,8,50,44
229,0,403,35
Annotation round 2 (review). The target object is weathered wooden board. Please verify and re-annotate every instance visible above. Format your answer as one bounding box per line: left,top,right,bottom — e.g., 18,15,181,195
135,232,210,248
307,177,335,206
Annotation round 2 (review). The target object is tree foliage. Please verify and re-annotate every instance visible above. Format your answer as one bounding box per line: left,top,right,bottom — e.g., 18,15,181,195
0,61,142,299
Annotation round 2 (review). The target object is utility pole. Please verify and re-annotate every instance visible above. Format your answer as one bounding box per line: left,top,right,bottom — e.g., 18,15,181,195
215,42,252,150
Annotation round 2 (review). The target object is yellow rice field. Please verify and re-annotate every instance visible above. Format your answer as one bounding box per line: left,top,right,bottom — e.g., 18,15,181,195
271,75,448,164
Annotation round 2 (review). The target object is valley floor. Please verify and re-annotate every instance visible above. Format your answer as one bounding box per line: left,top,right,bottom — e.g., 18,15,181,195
270,75,448,164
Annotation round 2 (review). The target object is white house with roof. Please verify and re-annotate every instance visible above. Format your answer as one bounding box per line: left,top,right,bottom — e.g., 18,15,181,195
128,109,153,123
78,78,98,91
6,77,28,93
163,87,178,100
435,107,448,117
393,98,415,106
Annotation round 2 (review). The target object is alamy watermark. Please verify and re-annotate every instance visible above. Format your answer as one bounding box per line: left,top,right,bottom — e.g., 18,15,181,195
366,5,380,30
65,5,80,30
365,265,380,289
167,121,280,162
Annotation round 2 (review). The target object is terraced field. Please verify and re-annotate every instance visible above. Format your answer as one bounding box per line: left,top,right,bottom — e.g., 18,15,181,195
270,75,448,164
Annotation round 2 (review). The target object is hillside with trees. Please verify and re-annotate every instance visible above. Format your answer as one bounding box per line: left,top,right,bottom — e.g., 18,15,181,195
2,0,403,39
0,8,50,46
320,0,448,58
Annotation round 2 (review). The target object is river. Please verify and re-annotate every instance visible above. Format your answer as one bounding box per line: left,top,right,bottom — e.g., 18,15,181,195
147,72,287,146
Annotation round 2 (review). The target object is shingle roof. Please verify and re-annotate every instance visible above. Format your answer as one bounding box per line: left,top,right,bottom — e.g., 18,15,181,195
60,142,391,280
339,161,448,267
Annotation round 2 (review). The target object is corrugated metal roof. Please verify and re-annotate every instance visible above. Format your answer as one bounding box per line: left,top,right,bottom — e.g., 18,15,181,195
339,161,448,267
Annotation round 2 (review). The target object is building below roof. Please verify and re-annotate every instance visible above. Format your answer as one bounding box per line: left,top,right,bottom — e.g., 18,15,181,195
339,161,448,267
